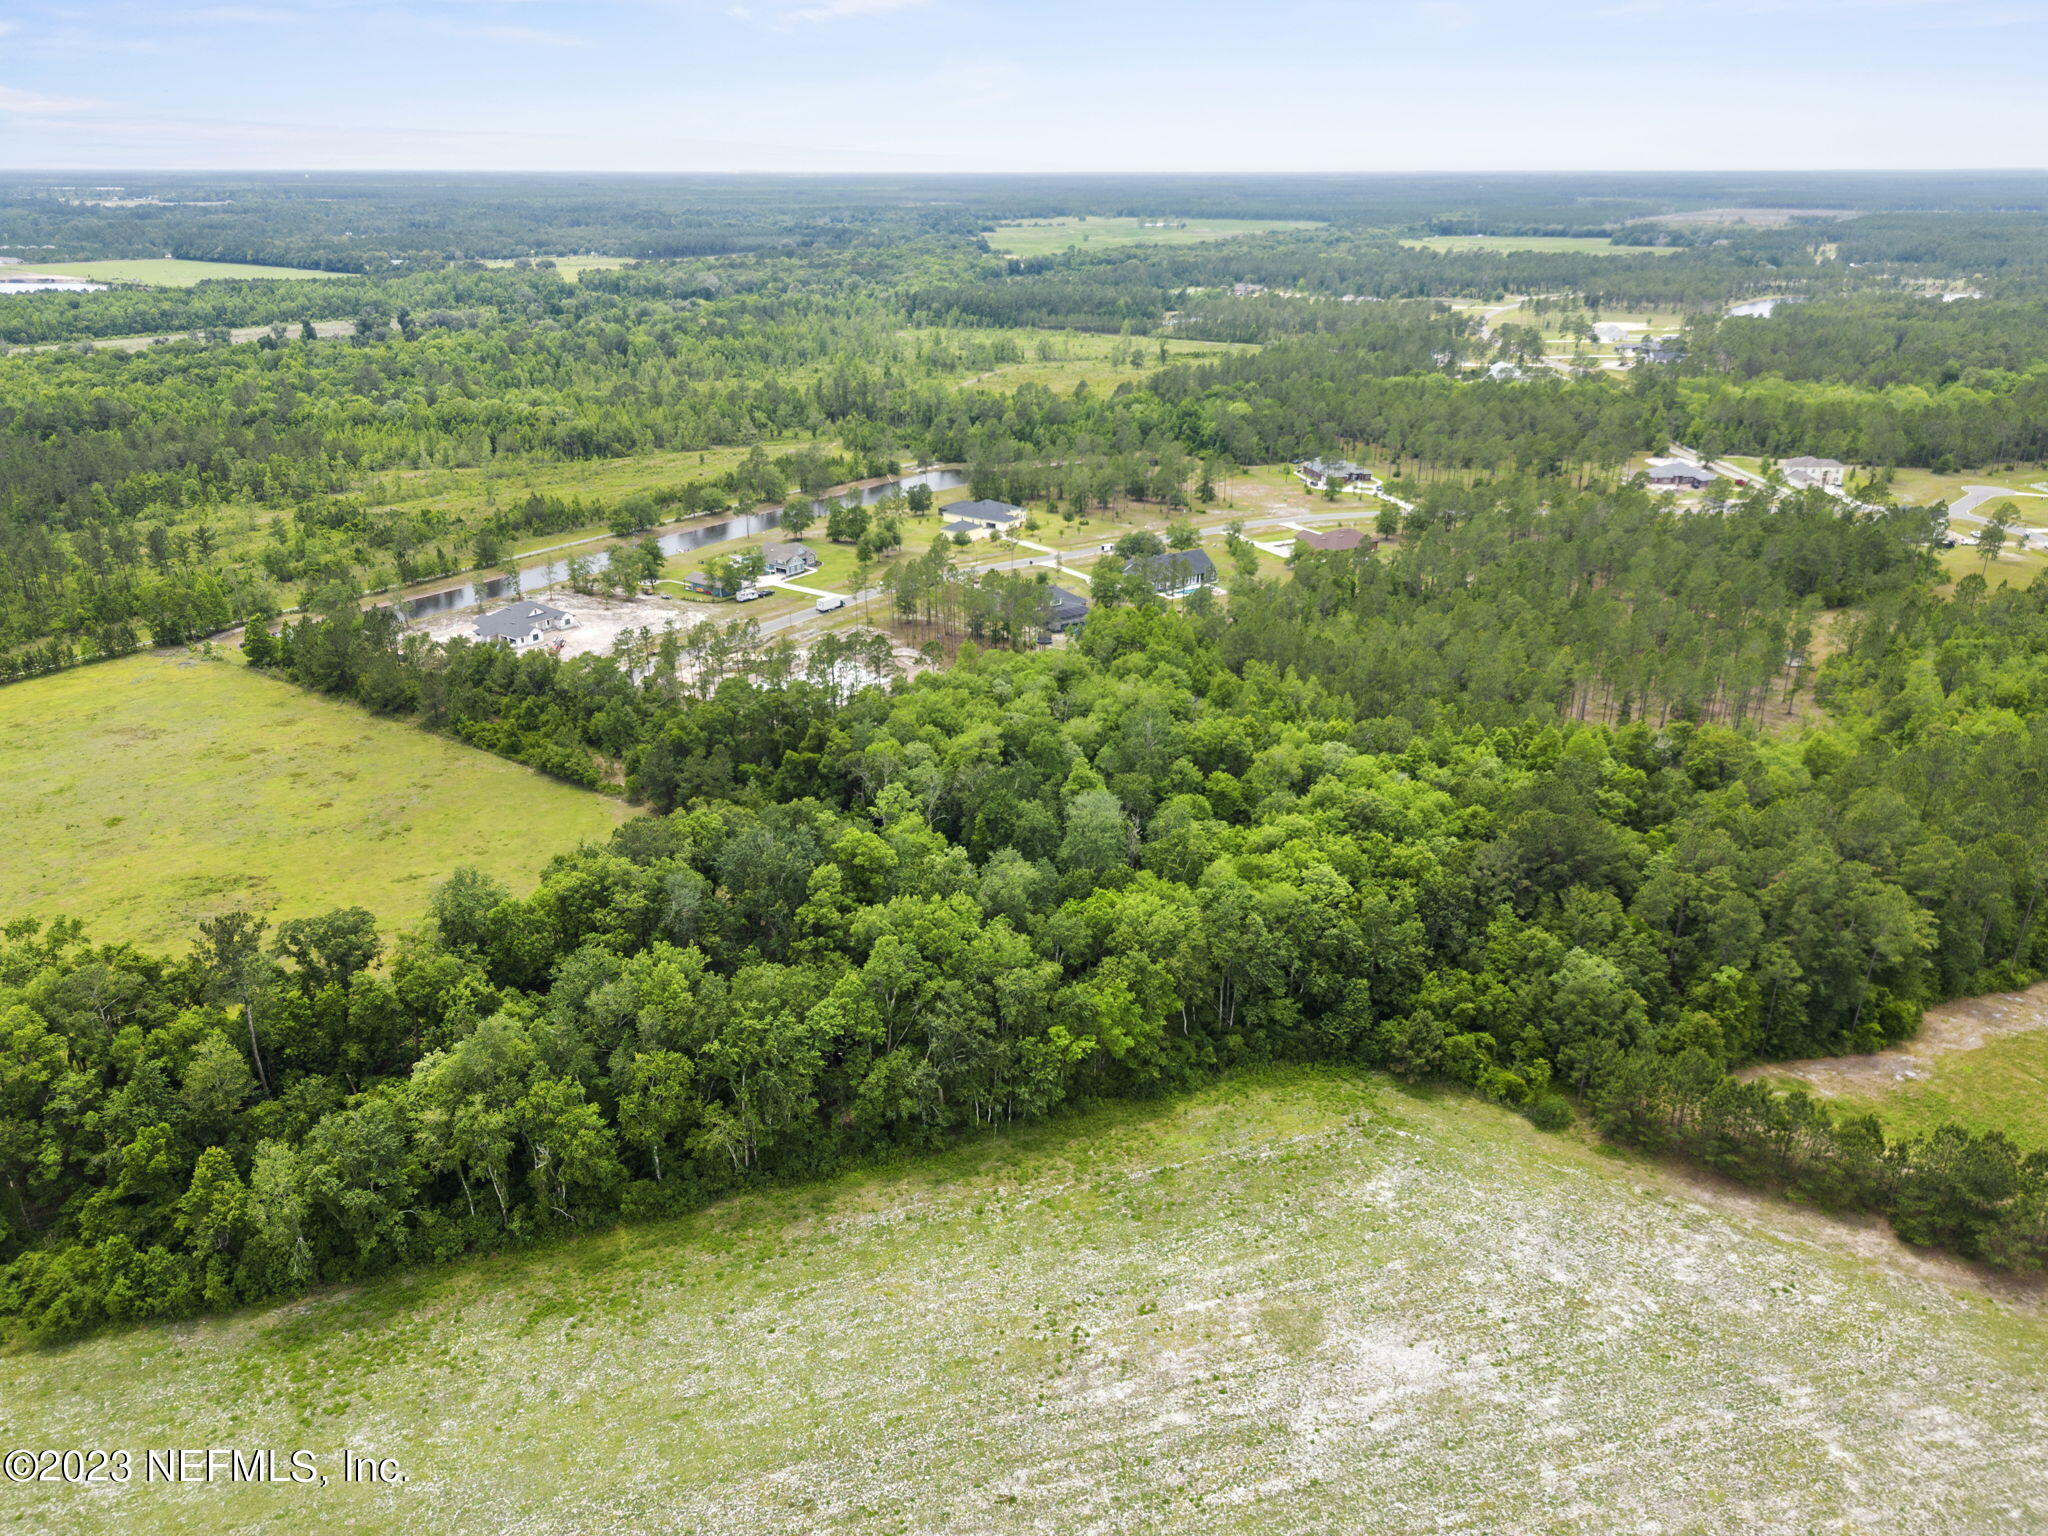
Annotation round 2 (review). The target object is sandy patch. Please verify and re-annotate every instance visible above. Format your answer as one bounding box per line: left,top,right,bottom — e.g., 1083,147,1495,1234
410,589,699,661
1739,981,2048,1095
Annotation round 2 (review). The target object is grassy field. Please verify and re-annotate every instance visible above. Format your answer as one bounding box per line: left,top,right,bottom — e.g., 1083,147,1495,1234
1756,985,2048,1149
8,1067,2046,1535
987,216,1320,258
19,259,348,286
0,653,632,951
1401,235,1679,256
478,256,632,281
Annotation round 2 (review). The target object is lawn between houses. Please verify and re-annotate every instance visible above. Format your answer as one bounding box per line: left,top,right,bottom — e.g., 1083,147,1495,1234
0,651,632,951
7,1067,2045,1536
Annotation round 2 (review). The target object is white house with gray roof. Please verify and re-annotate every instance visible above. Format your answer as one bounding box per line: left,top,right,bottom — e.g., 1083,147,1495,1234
473,600,576,650
1781,456,1848,489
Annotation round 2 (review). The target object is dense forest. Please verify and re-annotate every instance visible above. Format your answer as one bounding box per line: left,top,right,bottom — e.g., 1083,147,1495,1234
10,224,2047,678
7,171,2042,270
6,486,2048,1339
5,178,2048,1340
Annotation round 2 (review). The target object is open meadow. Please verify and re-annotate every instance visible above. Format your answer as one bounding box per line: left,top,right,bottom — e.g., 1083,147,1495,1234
0,652,632,950
6,1067,2045,1536
1401,235,1677,256
16,259,349,286
986,216,1320,257
1754,983,2048,1149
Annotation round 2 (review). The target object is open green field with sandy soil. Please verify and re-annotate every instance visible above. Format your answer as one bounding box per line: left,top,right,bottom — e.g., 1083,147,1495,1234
0,652,632,950
6,1067,2044,1536
1755,983,2048,1150
15,259,348,286
987,216,1320,258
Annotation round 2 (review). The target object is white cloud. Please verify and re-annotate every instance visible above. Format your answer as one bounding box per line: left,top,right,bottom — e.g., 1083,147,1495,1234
731,0,933,27
0,85,100,113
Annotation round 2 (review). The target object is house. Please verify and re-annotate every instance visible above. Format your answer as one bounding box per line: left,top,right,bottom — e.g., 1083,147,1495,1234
1294,526,1375,553
1293,457,1378,493
943,498,1025,533
1486,361,1527,381
1781,455,1847,490
759,541,819,577
1591,321,1635,345
681,570,726,596
1124,547,1219,595
1043,586,1091,635
1646,463,1720,491
1619,335,1685,365
473,600,576,650
1232,282,1267,298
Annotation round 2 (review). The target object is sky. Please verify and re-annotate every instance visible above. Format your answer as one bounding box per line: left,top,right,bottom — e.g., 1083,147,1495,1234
0,0,2044,173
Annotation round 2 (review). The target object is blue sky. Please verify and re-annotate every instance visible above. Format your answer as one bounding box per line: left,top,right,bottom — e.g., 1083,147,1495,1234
0,0,2043,171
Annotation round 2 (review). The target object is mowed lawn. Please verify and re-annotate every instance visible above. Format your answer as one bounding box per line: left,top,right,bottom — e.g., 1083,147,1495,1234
20,259,349,286
8,1068,2048,1536
0,653,633,951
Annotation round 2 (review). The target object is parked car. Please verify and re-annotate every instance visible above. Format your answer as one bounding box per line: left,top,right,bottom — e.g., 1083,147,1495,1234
814,595,846,613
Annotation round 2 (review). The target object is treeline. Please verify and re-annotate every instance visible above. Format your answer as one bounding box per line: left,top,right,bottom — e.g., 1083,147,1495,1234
1686,294,2048,389
1594,1055,2046,1268
1230,482,1929,733
7,556,2048,1336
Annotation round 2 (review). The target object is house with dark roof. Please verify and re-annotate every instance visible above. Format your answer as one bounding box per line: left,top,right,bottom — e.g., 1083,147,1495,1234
1646,463,1720,491
943,498,1025,533
1044,586,1090,634
1124,547,1218,595
1294,526,1375,553
473,600,576,650
1620,335,1685,365
1293,458,1378,493
759,542,819,577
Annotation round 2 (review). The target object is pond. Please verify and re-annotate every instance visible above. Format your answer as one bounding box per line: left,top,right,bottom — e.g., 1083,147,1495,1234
395,466,970,622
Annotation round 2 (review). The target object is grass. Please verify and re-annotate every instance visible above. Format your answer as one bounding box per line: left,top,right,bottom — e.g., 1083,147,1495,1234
1772,1031,2048,1150
1753,987,2048,1150
986,216,1320,258
0,652,633,950
1401,235,1679,256
921,326,1258,395
477,256,632,281
18,259,348,286
8,1066,2046,1535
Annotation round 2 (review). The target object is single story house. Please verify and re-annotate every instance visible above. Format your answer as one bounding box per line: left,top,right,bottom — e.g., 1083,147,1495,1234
1044,587,1091,635
1124,547,1219,595
1293,457,1378,493
944,498,1025,533
759,541,819,576
1647,463,1720,491
1781,455,1847,489
473,600,576,650
1486,361,1527,381
1591,321,1636,345
1619,335,1685,364
1294,526,1375,553
680,570,726,596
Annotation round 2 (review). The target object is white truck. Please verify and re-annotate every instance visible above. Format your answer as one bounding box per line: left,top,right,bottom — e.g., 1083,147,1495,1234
814,595,846,614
